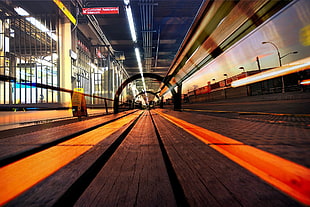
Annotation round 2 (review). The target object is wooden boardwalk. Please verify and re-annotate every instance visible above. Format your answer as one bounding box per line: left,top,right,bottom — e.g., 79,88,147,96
1,110,305,206
75,112,176,206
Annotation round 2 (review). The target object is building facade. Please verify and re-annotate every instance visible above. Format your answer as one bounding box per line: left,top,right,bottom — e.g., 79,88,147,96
0,1,129,109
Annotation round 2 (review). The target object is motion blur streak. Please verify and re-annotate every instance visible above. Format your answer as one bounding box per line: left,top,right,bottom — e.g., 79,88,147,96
0,112,141,206
300,79,310,85
155,110,310,206
231,57,310,87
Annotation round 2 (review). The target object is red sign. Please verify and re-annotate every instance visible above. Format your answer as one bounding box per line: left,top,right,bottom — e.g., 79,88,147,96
82,7,119,15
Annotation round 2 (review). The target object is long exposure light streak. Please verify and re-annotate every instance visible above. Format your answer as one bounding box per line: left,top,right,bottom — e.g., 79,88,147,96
125,0,148,104
231,57,310,87
0,113,141,205
124,1,137,42
155,109,310,206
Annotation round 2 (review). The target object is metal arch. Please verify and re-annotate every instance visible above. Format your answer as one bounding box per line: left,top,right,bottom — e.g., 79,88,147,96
113,73,175,113
134,90,160,101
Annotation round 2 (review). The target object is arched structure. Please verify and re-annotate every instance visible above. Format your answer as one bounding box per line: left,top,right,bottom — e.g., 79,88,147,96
113,73,175,113
134,90,160,101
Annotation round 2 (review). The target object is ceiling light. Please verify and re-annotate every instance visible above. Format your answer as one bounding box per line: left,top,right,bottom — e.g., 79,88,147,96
135,48,148,102
124,0,130,6
135,48,143,73
14,7,30,16
14,7,57,41
26,17,57,41
125,5,137,42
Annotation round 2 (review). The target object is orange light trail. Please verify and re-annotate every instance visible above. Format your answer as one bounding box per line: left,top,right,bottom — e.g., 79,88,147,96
155,110,310,206
0,112,141,205
300,79,310,85
231,57,310,87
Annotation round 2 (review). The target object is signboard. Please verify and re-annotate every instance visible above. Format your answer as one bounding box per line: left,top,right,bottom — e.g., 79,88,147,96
82,7,119,15
71,88,88,118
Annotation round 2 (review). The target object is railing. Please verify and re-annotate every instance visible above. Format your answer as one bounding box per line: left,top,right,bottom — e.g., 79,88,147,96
0,74,121,114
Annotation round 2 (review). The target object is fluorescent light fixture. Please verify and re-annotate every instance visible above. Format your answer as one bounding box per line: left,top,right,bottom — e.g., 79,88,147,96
231,59,310,87
124,0,130,6
26,17,57,41
135,47,148,102
135,48,143,73
14,7,30,16
15,7,57,41
125,5,137,42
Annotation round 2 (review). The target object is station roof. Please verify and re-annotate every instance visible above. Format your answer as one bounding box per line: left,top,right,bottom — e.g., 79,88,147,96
82,0,204,77
7,0,204,92
10,0,203,77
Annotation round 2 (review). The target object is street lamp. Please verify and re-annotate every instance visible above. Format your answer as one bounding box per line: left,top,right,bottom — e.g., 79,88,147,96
262,41,282,66
281,51,298,59
261,41,280,93
223,74,228,98
262,41,299,93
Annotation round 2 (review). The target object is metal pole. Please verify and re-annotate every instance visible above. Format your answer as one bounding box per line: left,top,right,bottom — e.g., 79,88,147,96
262,41,284,93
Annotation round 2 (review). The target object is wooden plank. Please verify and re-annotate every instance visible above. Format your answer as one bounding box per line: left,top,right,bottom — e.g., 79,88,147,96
75,111,177,206
5,112,140,206
151,110,302,207
0,110,137,162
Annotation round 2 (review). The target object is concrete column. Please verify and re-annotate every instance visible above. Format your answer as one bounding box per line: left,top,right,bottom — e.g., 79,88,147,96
58,19,72,107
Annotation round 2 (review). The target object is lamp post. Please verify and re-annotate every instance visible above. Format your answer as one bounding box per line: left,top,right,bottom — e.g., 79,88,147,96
262,41,282,66
239,67,250,95
261,41,298,93
281,51,298,59
223,74,228,99
262,41,284,93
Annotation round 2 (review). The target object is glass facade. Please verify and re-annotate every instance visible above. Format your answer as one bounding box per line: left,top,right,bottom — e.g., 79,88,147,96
0,15,58,105
0,5,129,109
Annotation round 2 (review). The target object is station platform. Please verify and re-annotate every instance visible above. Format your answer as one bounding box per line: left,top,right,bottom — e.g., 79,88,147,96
0,108,112,131
0,95,309,206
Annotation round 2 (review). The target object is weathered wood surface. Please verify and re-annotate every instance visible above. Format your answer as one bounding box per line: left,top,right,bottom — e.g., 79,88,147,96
0,110,136,162
75,111,176,206
5,112,140,206
160,109,310,168
3,109,304,206
150,111,302,207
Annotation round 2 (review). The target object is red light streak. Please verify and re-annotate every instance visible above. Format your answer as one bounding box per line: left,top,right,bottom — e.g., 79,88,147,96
300,79,310,85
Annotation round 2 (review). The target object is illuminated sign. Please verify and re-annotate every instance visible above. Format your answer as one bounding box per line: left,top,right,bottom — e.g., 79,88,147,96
82,7,119,15
53,0,77,25
72,88,88,118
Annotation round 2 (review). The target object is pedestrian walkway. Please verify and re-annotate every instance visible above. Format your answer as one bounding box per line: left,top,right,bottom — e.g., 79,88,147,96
0,109,111,131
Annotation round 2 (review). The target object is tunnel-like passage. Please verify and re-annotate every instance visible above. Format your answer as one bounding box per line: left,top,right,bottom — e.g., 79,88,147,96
113,73,180,113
